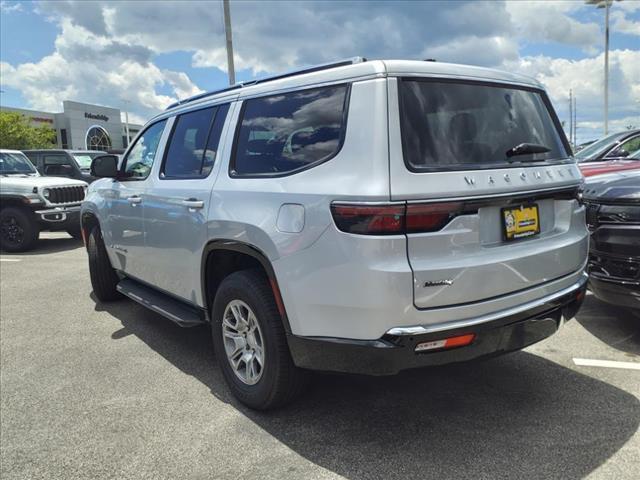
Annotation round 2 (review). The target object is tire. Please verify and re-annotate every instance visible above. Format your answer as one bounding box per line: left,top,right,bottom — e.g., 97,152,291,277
87,226,121,301
0,207,39,252
211,269,309,410
66,225,82,240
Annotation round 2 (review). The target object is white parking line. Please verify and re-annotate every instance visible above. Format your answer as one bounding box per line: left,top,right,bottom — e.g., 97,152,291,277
0,258,22,262
573,358,640,370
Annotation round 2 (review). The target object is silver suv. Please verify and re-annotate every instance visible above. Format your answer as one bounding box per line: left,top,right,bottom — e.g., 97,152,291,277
82,59,588,409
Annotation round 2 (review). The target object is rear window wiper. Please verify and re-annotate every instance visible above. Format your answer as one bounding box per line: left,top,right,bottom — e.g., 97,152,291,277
506,143,551,161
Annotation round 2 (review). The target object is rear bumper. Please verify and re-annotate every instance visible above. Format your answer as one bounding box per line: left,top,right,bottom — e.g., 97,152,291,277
288,273,587,375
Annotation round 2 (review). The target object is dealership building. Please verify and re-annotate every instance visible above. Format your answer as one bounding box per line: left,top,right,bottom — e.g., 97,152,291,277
0,100,144,152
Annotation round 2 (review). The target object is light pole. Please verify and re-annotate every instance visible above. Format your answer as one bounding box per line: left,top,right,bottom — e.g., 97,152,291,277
123,100,131,148
586,0,621,135
223,0,236,85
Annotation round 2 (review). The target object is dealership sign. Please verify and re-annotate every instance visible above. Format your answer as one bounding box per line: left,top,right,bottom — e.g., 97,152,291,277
84,112,109,122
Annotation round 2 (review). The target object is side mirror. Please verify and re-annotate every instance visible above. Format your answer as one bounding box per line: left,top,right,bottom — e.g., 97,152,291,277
91,155,119,178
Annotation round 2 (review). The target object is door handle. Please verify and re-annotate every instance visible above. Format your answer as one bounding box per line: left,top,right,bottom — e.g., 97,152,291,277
127,195,142,205
182,198,204,209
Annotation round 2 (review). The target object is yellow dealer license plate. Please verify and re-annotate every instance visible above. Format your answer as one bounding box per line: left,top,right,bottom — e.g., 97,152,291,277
501,204,540,241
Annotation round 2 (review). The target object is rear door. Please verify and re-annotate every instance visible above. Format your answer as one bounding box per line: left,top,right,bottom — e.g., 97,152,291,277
388,77,587,309
140,103,231,305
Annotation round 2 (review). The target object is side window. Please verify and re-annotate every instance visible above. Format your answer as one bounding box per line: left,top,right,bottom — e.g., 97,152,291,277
202,104,229,177
232,84,349,176
122,119,167,180
617,135,640,157
162,104,230,178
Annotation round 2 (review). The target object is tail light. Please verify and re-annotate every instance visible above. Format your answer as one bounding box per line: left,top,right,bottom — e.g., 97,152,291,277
331,202,464,235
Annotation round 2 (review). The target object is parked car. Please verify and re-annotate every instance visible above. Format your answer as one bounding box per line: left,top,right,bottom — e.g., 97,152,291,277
0,149,87,251
584,170,640,310
23,149,107,183
82,59,588,409
574,129,640,163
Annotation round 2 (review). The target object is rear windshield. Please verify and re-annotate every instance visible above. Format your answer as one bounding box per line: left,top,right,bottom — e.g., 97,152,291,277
399,79,569,171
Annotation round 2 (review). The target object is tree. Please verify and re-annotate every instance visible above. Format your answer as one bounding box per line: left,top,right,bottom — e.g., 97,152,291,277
0,111,56,149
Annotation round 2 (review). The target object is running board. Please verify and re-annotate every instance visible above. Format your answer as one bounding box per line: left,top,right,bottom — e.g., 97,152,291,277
116,278,207,327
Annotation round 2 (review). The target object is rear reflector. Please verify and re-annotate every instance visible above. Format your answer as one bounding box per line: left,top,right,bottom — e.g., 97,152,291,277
415,333,475,352
331,202,463,235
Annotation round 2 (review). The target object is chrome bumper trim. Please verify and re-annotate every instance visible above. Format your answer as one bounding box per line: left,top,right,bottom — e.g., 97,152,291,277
35,205,81,222
386,271,588,336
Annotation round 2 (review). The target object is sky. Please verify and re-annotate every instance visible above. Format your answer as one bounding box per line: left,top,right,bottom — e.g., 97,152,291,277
0,0,638,143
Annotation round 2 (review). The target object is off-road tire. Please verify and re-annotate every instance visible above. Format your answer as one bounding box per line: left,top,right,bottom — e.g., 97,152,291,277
0,207,39,252
211,269,309,410
87,226,120,301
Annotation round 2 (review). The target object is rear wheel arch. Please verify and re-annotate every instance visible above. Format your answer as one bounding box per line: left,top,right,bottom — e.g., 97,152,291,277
201,241,291,333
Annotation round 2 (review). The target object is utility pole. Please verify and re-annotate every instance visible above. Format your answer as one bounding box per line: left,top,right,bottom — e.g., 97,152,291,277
604,0,609,135
573,95,577,147
223,0,236,85
569,89,573,149
123,100,131,148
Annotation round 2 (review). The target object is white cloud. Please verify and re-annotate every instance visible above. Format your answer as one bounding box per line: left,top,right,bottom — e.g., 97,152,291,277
505,49,640,141
611,10,640,36
1,20,202,120
505,1,600,49
0,1,22,14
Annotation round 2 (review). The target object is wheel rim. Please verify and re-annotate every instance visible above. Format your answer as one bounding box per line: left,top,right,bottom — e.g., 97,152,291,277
222,299,265,385
1,217,24,245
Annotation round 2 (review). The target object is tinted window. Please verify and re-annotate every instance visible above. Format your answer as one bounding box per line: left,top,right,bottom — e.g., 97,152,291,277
202,104,229,176
232,85,349,176
399,80,568,171
615,135,640,157
123,120,167,179
162,104,229,178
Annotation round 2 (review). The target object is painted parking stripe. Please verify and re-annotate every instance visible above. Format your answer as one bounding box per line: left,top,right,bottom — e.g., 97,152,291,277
0,258,22,262
573,358,640,370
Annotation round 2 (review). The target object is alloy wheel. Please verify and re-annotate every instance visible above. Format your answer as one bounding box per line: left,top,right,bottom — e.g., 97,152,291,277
222,299,265,385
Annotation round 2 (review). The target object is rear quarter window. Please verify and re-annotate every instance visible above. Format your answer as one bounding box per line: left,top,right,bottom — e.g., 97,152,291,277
231,84,350,177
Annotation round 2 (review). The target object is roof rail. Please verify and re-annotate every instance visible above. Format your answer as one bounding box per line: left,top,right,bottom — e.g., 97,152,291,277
165,56,366,111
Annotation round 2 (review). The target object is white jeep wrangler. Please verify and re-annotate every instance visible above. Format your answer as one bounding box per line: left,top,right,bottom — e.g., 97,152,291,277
0,149,87,252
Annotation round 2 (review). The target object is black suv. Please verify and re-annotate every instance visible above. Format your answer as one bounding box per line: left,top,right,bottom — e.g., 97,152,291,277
23,150,106,183
584,170,640,310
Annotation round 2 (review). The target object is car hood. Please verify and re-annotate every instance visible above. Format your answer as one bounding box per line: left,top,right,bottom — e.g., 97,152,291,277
1,175,88,189
579,160,640,178
583,170,640,204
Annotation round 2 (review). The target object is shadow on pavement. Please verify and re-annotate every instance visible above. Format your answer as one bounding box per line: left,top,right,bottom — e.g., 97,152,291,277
94,295,640,480
575,295,640,356
1,234,82,256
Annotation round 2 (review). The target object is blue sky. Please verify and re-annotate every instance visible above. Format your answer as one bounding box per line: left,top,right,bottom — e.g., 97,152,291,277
1,0,639,142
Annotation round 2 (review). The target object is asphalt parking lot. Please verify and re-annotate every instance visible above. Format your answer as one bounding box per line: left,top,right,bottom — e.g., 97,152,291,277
1,232,639,480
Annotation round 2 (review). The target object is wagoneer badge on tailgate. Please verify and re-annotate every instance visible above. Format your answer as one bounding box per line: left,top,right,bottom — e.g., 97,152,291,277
423,280,454,287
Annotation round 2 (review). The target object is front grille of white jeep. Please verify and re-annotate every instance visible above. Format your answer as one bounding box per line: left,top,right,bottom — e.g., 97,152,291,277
48,186,85,204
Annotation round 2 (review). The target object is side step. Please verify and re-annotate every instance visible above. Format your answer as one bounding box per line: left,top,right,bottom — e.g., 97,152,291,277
116,278,207,327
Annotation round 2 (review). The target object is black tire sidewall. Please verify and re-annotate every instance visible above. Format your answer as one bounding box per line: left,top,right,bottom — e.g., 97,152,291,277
211,271,285,408
0,207,38,252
